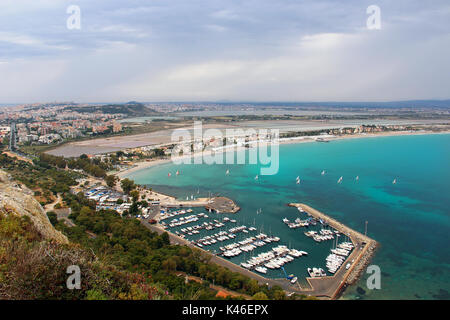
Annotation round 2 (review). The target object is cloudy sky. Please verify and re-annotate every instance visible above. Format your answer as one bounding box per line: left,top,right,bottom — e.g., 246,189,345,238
0,0,449,103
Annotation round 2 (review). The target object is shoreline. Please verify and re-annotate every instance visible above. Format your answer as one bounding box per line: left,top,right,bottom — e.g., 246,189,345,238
116,130,449,179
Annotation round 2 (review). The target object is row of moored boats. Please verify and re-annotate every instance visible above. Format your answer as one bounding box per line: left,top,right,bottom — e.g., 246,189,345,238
240,245,308,274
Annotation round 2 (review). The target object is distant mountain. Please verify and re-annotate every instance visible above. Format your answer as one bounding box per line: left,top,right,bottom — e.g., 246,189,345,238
64,102,159,116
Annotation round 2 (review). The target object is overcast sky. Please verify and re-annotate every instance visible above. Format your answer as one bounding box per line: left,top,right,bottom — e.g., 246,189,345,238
0,0,449,104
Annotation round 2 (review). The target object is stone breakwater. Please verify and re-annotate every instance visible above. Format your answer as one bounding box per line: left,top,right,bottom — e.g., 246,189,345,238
345,242,378,285
288,203,378,299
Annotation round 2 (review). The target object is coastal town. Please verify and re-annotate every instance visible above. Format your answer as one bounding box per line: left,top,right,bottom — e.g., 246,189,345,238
0,101,449,301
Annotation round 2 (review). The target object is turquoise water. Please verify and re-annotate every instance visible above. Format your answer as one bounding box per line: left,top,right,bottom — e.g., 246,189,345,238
126,134,450,299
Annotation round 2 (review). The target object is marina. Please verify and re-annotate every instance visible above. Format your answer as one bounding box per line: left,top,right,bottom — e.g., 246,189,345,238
147,200,377,299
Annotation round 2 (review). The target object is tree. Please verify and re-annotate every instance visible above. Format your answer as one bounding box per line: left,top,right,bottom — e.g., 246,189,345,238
47,212,58,226
130,190,140,203
121,178,135,194
252,292,268,300
105,175,118,188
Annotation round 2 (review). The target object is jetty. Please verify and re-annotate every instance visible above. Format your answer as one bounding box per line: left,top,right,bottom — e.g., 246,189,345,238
287,203,378,298
161,196,239,214
205,196,240,214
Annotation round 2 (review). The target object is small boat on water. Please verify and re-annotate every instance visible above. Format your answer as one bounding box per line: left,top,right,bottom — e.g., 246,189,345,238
392,178,397,184
355,176,359,181
255,175,259,180
321,170,326,175
337,176,343,184
290,276,298,284
226,169,230,175
255,266,267,274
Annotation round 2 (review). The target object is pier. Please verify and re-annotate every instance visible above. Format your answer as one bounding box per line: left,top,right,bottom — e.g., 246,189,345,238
205,196,240,214
287,203,378,298
161,196,240,214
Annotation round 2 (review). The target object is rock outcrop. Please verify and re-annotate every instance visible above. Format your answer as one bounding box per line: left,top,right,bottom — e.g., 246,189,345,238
0,170,68,244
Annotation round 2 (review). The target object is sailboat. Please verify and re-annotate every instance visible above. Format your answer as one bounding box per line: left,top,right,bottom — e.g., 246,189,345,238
392,178,397,184
321,170,326,175
296,176,300,184
337,176,343,184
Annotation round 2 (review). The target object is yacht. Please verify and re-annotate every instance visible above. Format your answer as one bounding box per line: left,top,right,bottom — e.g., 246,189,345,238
255,266,267,274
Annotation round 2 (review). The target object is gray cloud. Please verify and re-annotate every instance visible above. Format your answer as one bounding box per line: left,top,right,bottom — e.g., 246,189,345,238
0,0,449,103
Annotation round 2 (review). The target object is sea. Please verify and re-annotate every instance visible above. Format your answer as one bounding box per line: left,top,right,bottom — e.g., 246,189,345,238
125,133,450,300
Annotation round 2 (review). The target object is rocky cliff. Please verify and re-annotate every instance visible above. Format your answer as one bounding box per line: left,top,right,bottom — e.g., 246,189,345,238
0,170,68,244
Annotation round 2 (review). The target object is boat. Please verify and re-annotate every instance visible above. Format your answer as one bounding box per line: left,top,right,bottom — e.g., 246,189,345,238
226,169,230,175
255,175,259,180
355,176,359,181
337,176,343,184
176,170,179,175
255,266,267,274
321,170,326,175
290,277,298,284
168,172,171,177
296,176,300,184
393,178,397,184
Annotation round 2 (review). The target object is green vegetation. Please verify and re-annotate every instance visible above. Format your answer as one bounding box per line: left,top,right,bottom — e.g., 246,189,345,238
67,154,111,177
0,153,81,204
120,178,136,194
0,153,314,300
0,214,164,300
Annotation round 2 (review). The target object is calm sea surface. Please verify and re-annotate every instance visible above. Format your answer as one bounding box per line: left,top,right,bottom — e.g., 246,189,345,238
126,134,450,299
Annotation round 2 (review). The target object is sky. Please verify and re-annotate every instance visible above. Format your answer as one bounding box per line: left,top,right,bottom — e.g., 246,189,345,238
0,0,449,104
